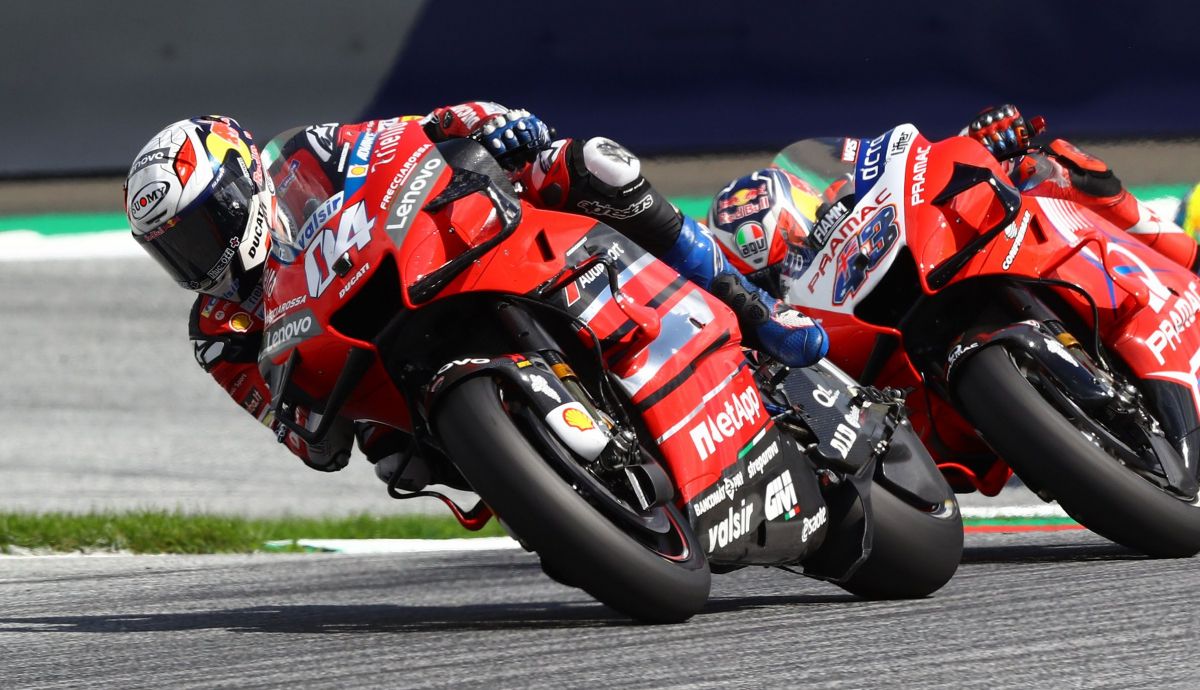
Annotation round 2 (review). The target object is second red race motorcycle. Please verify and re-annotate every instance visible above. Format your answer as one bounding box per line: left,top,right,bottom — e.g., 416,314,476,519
254,121,962,623
771,123,1200,557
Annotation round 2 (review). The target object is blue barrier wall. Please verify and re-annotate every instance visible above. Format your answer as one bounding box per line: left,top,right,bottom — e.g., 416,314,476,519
366,1,1200,154
4,1,1195,175
0,0,423,176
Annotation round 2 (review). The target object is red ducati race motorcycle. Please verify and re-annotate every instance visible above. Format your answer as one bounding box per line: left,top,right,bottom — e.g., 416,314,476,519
772,124,1200,557
255,121,962,623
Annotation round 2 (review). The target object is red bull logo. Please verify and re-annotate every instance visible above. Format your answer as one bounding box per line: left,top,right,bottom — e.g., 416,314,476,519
717,183,770,211
716,184,773,225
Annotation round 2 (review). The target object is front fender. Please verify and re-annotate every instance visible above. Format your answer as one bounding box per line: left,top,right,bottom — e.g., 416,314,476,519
426,353,612,461
946,320,1117,410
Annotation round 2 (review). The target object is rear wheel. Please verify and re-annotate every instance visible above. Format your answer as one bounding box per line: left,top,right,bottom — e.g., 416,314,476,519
435,377,711,623
956,345,1200,558
837,481,963,599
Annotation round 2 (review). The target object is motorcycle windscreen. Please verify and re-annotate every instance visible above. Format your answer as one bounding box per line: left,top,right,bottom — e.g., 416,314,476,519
260,127,344,263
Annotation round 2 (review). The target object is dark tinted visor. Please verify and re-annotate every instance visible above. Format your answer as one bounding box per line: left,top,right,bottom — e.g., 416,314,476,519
139,166,255,292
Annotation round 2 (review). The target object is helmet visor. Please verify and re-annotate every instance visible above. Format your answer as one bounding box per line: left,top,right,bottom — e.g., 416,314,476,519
138,165,255,293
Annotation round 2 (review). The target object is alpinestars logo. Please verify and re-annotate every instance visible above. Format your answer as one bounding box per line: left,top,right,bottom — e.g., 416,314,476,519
764,470,800,520
577,193,653,221
689,385,762,461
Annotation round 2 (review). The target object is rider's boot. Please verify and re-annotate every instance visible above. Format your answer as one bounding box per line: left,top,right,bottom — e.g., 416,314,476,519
662,216,828,367
359,424,469,491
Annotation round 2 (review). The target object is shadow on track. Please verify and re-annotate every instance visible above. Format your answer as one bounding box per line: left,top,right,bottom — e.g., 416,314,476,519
0,588,866,634
0,602,631,634
962,540,1143,564
0,593,857,635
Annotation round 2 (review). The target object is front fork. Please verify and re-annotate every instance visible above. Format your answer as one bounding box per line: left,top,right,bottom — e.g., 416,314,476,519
947,284,1199,497
492,300,673,509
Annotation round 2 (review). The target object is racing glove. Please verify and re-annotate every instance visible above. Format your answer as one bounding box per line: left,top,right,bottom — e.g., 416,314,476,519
474,109,553,170
965,104,1044,157
425,102,553,170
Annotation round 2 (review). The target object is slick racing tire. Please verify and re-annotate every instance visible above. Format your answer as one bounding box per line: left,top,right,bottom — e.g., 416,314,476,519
837,480,963,600
956,346,1200,558
435,377,711,623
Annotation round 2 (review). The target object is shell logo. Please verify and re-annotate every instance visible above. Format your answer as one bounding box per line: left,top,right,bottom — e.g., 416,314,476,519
562,407,594,431
229,312,254,333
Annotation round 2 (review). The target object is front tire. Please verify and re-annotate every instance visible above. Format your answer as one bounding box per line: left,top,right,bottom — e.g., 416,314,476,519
956,345,1200,558
435,377,711,623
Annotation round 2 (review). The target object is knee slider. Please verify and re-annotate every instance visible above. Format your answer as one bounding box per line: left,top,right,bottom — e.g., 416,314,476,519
579,137,642,193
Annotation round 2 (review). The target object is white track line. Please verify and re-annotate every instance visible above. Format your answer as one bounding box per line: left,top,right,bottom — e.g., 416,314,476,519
960,505,1069,519
0,229,141,261
262,537,523,554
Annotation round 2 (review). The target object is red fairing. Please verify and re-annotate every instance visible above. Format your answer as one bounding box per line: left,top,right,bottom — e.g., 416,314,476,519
1010,141,1200,270
773,124,1200,495
259,118,768,509
548,230,759,503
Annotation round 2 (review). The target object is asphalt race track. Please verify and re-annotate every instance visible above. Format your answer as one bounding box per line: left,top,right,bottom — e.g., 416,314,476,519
0,257,465,516
0,254,1027,516
1,169,1197,688
2,531,1197,689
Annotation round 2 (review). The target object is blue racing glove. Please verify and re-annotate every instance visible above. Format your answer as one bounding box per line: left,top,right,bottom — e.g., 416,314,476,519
474,109,553,169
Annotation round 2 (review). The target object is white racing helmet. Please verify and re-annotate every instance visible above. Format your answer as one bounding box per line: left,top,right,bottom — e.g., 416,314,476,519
124,116,272,300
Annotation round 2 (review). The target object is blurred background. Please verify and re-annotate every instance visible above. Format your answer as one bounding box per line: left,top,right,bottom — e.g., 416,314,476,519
2,0,1199,516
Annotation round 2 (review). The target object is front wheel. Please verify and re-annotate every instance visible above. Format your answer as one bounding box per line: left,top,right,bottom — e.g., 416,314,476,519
435,377,711,623
956,345,1200,558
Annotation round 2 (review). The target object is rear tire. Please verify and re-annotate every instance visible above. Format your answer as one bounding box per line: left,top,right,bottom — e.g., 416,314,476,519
837,481,963,599
956,346,1200,558
435,377,711,623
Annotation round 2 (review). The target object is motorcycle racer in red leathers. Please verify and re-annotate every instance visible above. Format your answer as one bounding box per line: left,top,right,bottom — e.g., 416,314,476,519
124,102,827,487
706,104,1200,296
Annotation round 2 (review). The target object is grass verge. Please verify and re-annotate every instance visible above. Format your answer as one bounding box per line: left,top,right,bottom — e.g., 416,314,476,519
0,511,507,555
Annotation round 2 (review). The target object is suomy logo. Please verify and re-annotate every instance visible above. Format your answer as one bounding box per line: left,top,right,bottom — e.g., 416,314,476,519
129,181,170,222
